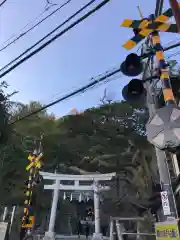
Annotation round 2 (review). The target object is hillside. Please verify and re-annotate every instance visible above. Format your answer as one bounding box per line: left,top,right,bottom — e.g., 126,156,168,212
0,100,157,204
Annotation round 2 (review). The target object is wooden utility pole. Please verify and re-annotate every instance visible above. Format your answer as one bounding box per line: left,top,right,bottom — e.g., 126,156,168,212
169,0,180,32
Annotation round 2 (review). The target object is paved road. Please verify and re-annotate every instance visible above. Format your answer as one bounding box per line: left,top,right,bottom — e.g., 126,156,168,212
55,235,109,240
56,235,91,239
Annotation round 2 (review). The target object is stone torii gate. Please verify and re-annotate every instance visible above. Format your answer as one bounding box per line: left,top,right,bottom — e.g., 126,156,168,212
40,171,116,240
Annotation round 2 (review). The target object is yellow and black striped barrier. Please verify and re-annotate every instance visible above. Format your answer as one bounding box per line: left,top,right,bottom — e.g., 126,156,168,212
120,3,180,50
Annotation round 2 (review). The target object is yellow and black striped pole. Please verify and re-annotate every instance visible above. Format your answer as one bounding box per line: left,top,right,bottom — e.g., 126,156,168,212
22,154,36,228
151,31,176,105
21,136,43,235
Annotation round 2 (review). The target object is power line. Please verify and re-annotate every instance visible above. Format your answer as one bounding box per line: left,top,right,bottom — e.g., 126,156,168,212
164,36,180,48
41,68,121,104
9,38,180,125
0,27,179,82
0,0,100,76
0,0,72,52
1,0,173,77
140,41,180,59
10,67,157,125
10,68,121,124
166,50,180,58
0,0,7,7
1,0,58,47
3,0,180,124
1,9,47,47
164,41,180,52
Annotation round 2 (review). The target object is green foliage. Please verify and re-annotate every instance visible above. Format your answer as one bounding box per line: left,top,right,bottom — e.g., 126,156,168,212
0,100,157,220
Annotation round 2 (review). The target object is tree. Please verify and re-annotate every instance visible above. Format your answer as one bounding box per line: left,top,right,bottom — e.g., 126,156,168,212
0,99,159,232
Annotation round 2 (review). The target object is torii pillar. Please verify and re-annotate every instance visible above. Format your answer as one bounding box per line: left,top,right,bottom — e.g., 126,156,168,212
44,179,60,239
41,172,116,240
93,181,102,240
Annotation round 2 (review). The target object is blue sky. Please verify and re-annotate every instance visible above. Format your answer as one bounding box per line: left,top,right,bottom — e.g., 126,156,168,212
0,0,180,117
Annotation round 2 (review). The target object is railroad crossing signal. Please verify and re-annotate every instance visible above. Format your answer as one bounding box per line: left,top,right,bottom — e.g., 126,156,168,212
120,4,180,50
120,4,180,153
22,151,43,230
121,53,143,77
146,105,180,153
26,153,43,171
22,215,35,228
122,78,146,102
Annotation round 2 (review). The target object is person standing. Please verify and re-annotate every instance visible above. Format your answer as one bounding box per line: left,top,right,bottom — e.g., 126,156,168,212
77,219,82,238
20,226,27,240
84,221,90,239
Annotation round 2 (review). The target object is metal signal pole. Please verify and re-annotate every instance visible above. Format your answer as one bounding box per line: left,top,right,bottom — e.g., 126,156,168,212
169,0,180,32
141,0,178,221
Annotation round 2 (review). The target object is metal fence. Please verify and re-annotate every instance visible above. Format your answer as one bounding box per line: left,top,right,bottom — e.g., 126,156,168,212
109,217,156,240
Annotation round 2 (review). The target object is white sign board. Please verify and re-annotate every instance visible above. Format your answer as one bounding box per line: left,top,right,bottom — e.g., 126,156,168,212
161,191,171,216
0,222,8,240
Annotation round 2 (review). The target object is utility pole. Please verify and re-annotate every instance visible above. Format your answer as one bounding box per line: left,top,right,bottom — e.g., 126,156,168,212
169,0,180,32
141,0,178,221
120,2,180,238
142,52,178,221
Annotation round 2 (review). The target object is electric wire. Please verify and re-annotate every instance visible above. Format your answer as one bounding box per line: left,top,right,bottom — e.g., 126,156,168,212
1,2,55,47
9,41,180,124
164,36,180,48
2,13,45,47
164,39,180,59
0,0,7,7
0,0,72,52
0,0,99,75
10,67,121,124
9,39,180,125
0,26,179,83
1,0,179,78
141,41,180,59
40,68,121,106
4,0,180,124
166,50,180,58
0,0,110,79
